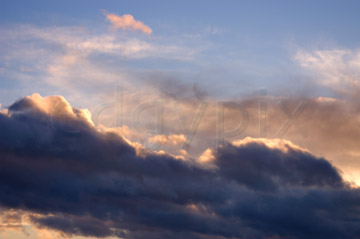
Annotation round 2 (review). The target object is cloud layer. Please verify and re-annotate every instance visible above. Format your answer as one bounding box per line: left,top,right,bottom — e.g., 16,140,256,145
0,94,360,239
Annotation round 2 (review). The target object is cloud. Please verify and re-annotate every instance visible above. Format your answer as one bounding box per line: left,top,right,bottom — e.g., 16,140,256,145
294,48,360,94
216,137,344,191
0,24,200,107
1,93,360,238
8,93,94,126
105,12,152,35
0,209,25,230
114,91,360,186
148,134,186,146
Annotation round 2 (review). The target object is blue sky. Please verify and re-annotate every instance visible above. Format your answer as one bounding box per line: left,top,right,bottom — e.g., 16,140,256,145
2,0,360,46
1,0,360,107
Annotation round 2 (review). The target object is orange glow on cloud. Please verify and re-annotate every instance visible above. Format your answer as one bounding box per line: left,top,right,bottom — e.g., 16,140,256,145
105,13,152,34
25,93,94,126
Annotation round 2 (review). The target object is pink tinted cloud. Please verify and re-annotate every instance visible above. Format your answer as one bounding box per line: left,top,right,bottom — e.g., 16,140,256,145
105,12,152,34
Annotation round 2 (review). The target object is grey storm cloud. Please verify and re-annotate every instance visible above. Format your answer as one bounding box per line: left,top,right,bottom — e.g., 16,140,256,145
0,94,360,239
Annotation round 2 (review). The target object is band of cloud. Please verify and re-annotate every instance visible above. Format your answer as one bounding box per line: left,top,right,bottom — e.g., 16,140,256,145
0,94,360,239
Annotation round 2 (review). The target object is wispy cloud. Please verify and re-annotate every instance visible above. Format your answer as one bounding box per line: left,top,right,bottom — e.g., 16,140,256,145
104,11,152,35
294,48,360,94
0,24,203,108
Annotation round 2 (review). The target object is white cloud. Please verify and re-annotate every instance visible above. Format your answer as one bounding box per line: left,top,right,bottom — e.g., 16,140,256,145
0,24,203,108
294,48,360,93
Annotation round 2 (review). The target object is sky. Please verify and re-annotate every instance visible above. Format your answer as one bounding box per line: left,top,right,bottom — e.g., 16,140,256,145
1,1,360,239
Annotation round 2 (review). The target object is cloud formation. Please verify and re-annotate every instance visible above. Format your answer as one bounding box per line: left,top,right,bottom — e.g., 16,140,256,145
294,48,360,94
105,12,152,34
0,94,360,239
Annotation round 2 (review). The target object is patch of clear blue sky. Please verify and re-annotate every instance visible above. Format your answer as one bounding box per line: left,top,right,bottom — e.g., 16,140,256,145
0,0,359,103
1,0,360,46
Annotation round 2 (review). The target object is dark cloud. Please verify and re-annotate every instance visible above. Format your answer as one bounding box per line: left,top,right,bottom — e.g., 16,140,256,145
0,94,360,239
215,141,344,191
